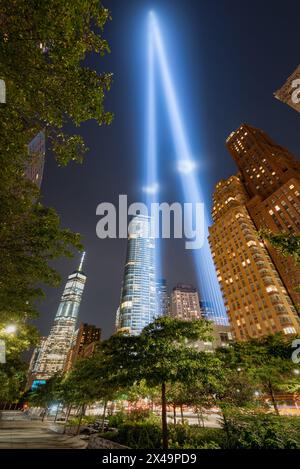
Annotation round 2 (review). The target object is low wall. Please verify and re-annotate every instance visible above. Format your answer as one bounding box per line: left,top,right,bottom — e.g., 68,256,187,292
87,434,129,449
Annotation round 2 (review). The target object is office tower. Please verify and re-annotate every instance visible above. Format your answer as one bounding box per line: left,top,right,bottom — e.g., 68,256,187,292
170,283,202,321
26,131,45,188
156,278,169,316
275,64,300,114
209,175,300,341
64,322,101,373
29,253,87,381
117,215,157,336
226,124,300,306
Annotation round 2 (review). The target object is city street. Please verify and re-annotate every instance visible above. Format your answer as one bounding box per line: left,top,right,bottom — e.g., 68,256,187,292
0,412,87,449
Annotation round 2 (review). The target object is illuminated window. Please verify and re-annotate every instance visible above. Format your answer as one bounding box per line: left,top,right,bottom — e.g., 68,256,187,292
247,241,256,247
283,327,296,335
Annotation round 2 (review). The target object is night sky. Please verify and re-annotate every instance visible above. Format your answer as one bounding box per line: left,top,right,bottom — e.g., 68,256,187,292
36,0,300,339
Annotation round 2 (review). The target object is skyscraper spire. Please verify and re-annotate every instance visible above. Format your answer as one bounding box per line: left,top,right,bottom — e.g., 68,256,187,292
78,251,86,272
29,254,87,380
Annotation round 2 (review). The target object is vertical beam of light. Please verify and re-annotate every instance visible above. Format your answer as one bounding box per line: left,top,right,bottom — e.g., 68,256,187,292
149,12,227,323
146,12,161,287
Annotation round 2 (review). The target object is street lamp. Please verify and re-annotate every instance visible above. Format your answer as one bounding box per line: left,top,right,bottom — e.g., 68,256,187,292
3,325,17,334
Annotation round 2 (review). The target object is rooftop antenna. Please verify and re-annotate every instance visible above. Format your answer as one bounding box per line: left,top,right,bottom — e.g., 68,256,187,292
78,251,86,272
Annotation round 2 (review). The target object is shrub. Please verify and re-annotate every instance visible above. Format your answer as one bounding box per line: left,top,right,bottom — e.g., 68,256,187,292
108,411,127,428
116,421,162,449
168,424,225,449
223,412,300,449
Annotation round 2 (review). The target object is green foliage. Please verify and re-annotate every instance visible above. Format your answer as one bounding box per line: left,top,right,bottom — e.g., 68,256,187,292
260,229,300,264
108,412,127,428
29,374,62,409
0,323,39,402
115,421,162,449
0,0,112,324
223,412,300,449
216,334,300,414
168,424,224,449
0,0,113,165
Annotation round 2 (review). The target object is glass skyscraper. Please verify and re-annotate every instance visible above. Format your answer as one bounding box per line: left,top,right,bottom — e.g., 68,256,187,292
29,253,87,381
117,215,157,335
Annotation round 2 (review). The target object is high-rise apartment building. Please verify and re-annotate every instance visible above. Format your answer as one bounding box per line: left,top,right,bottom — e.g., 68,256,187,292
64,322,101,373
117,215,157,335
29,253,87,381
209,174,300,341
226,124,300,307
26,131,45,188
170,283,202,321
275,64,300,114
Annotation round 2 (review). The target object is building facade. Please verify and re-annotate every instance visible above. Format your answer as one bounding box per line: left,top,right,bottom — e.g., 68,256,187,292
209,174,300,341
117,215,157,335
170,283,202,321
64,322,101,373
226,124,300,307
26,131,45,188
275,64,300,114
29,253,87,381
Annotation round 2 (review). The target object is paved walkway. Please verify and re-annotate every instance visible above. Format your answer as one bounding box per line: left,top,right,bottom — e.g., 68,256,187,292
0,412,87,449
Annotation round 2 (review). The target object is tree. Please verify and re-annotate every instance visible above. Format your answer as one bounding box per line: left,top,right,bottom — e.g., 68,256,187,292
0,0,112,323
260,229,300,264
100,317,221,449
0,323,39,403
29,374,62,420
0,0,112,166
61,351,120,434
217,334,300,415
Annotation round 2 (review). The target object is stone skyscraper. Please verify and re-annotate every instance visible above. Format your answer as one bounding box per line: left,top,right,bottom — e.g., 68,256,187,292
209,175,300,340
226,124,300,307
170,283,202,321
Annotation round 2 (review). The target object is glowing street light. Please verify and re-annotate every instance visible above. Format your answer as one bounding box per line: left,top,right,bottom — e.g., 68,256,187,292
3,325,17,334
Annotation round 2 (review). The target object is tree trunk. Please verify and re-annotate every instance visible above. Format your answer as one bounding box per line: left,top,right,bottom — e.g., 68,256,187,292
76,404,86,435
173,404,176,425
180,404,184,423
268,381,280,416
54,403,60,422
221,409,230,448
63,405,72,434
161,381,168,449
42,407,47,422
101,400,108,432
